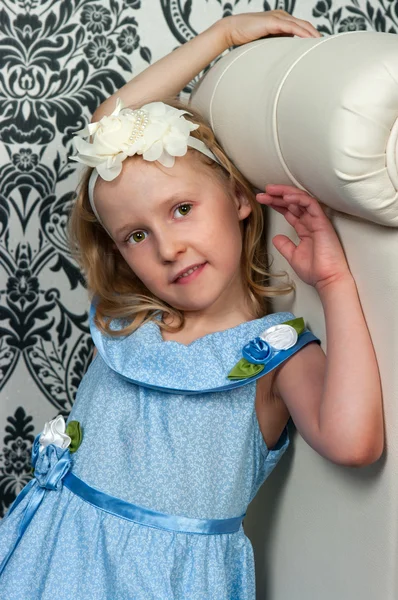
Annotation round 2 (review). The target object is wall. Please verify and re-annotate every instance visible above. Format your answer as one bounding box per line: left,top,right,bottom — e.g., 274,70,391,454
0,0,395,528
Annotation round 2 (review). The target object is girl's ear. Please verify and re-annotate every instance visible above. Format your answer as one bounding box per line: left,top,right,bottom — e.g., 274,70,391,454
233,184,252,221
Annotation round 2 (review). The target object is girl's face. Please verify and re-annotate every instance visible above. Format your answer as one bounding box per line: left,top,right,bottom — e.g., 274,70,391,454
94,155,252,315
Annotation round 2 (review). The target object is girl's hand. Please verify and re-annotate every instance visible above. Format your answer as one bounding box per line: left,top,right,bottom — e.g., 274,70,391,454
257,185,351,292
223,10,321,47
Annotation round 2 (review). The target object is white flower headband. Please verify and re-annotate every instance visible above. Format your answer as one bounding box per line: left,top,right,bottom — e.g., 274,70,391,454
70,99,222,229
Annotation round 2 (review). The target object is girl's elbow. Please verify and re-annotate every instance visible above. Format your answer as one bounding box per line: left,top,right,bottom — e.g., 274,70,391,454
334,437,384,467
344,446,384,467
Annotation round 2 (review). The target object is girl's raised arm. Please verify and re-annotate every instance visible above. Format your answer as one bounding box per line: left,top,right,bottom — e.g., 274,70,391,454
91,11,320,122
257,185,384,466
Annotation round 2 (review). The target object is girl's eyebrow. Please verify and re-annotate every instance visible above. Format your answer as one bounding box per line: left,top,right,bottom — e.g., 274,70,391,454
114,193,194,237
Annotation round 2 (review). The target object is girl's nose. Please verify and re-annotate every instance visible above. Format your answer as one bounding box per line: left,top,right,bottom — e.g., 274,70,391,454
156,232,187,263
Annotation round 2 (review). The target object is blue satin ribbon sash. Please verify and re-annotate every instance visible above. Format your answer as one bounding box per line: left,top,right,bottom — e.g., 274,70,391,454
63,472,244,535
0,470,244,577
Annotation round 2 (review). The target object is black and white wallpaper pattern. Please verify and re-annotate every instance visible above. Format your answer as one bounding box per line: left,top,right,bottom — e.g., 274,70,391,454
0,0,396,515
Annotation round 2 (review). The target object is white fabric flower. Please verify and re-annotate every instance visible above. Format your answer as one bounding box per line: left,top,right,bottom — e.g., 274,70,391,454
39,416,71,453
260,324,298,350
71,98,199,181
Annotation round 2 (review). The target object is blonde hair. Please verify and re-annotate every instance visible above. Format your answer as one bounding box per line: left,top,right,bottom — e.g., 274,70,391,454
68,98,293,337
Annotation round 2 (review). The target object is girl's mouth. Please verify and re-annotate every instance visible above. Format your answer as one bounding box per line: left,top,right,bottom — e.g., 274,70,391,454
174,262,207,284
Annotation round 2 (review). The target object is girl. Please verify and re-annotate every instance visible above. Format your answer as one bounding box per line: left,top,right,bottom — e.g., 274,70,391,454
0,10,383,600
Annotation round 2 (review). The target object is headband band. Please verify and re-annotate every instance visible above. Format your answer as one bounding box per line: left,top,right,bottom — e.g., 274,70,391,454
70,99,223,233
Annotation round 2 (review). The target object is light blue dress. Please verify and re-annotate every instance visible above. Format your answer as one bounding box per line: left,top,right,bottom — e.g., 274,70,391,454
0,306,318,599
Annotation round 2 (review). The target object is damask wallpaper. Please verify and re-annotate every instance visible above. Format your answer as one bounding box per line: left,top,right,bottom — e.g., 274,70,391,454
0,0,396,518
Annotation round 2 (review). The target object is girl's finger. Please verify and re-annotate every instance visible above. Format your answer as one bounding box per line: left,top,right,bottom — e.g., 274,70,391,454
271,18,314,38
272,234,297,264
263,204,287,216
256,195,283,207
264,192,321,221
259,199,311,238
265,184,310,196
273,202,313,237
263,199,296,213
258,194,305,212
256,197,290,217
287,203,303,217
267,205,304,228
258,195,308,224
281,207,302,231
281,15,321,38
256,192,274,204
283,193,322,218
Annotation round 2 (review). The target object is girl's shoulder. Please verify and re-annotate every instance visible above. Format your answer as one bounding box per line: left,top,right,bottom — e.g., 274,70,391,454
89,302,319,395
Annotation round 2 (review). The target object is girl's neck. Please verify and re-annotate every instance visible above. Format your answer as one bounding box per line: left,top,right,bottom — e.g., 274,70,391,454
161,299,257,345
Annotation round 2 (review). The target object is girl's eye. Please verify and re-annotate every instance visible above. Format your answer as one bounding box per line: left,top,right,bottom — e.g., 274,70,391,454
127,230,147,245
174,203,192,218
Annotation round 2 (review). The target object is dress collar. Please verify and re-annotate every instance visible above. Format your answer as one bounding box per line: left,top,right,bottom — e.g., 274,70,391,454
89,302,316,395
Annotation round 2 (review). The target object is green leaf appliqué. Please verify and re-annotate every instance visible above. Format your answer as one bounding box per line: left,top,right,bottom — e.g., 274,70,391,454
282,317,305,335
227,358,264,380
65,421,83,453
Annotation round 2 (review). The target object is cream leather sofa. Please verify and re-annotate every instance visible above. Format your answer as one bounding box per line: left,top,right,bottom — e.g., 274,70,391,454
191,32,398,600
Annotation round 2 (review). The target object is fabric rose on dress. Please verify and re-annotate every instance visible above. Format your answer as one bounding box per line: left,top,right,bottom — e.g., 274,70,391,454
260,324,298,350
31,416,82,489
71,99,199,180
227,317,305,381
31,435,72,491
242,337,272,365
39,415,71,452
